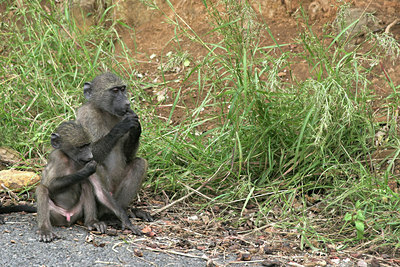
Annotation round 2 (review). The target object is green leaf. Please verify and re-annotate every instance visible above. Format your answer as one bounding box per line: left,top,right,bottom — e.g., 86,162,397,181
344,212,352,222
356,210,365,221
183,59,190,67
355,221,365,234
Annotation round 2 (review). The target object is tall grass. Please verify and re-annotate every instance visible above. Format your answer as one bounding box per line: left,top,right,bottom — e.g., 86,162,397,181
0,1,138,161
1,0,399,251
144,0,400,250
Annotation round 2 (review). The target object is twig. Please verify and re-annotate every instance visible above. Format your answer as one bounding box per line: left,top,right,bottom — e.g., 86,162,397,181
177,180,212,201
380,62,391,83
228,260,265,264
227,190,286,204
126,246,158,266
157,104,186,109
242,223,276,236
181,227,206,237
1,184,20,201
60,24,81,49
141,246,209,261
151,163,226,215
385,19,400,34
112,241,124,253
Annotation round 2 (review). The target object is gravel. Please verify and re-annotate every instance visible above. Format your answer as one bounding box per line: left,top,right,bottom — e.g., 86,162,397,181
1,213,372,267
0,213,235,267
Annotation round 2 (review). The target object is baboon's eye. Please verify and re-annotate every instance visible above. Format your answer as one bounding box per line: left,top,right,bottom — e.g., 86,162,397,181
78,144,89,149
120,86,126,92
111,87,119,93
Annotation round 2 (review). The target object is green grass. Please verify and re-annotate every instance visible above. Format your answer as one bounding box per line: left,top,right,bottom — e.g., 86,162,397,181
1,0,400,253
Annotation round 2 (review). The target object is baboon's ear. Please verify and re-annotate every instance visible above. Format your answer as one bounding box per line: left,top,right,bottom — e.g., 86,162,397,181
83,82,92,100
50,133,61,149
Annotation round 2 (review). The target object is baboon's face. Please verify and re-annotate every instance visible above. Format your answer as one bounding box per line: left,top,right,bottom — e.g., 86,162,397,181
85,72,131,117
103,85,130,117
51,122,93,165
67,143,93,165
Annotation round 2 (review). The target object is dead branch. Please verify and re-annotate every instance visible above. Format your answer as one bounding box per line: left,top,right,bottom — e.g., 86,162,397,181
385,19,400,34
141,246,209,261
1,184,20,201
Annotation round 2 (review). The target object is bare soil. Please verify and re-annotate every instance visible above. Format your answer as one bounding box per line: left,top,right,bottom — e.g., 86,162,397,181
125,0,400,124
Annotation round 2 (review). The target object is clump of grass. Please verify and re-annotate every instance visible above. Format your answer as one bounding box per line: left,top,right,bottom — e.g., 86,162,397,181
145,0,400,251
0,1,139,161
177,0,373,190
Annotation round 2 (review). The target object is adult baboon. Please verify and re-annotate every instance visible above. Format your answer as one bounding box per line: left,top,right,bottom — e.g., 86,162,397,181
76,72,152,223
37,121,141,242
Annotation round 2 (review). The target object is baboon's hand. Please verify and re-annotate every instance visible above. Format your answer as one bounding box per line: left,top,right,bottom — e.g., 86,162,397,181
130,208,154,222
87,220,107,234
84,160,97,175
109,113,139,140
122,111,140,131
121,220,142,236
119,113,138,131
125,109,141,135
38,229,57,242
124,109,139,122
125,108,138,119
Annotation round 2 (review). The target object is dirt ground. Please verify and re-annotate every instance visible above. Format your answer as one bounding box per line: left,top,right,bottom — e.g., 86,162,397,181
123,0,400,126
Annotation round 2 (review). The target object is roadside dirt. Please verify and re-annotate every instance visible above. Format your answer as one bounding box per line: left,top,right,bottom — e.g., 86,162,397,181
114,0,400,140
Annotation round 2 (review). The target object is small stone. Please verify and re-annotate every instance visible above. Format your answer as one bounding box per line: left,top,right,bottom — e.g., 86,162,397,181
236,251,251,261
133,248,143,257
0,170,40,192
262,259,281,266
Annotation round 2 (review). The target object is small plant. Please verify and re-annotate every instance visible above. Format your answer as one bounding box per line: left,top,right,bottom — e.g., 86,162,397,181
344,201,366,240
158,51,191,73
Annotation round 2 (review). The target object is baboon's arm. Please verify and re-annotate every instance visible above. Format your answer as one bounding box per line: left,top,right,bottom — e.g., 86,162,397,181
91,114,138,163
47,161,96,195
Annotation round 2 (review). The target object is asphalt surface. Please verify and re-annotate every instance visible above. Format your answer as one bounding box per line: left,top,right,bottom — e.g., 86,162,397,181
0,213,374,267
0,213,246,267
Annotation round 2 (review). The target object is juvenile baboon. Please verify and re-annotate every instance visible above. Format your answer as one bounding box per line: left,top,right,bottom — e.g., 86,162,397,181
37,121,141,242
76,72,152,224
